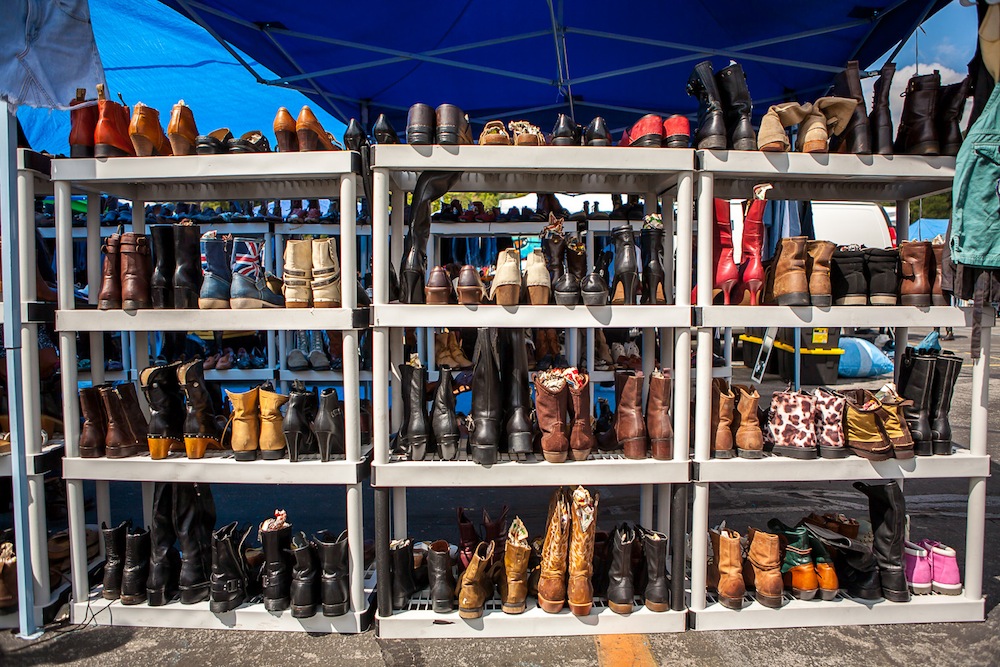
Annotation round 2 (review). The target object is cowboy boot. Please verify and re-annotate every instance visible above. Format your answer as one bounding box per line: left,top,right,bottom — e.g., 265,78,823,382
175,482,216,604
615,371,647,459
259,385,290,460
140,362,184,459
173,221,202,308
225,386,260,461
716,61,757,150
710,378,735,458
178,359,224,459
470,328,502,465
149,224,175,309
567,486,599,616
500,518,531,614
686,60,727,149
831,60,871,154
537,488,571,613
146,482,180,606
534,369,569,463
870,62,896,154
646,369,673,460
458,541,495,619
120,232,152,310
312,387,345,462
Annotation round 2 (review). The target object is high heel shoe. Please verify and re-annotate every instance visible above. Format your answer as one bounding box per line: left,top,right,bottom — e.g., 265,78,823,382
610,225,640,305
735,184,770,306
639,223,666,304
312,388,345,462
284,382,318,462
712,198,740,305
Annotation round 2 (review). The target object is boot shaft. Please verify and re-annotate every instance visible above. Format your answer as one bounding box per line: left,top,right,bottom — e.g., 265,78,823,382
178,359,220,437
639,227,665,275
119,232,152,309
936,77,971,156
79,385,108,454
231,237,264,283
172,222,202,306
201,231,232,280
149,224,176,308
716,61,756,150
870,62,896,154
225,386,260,454
311,237,342,307
768,390,816,452
863,247,899,303
99,233,123,308
95,97,136,156
139,362,184,439
611,225,638,271
899,240,934,301
895,72,941,154
70,94,99,155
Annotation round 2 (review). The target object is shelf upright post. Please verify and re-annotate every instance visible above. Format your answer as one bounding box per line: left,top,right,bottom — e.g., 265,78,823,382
894,199,910,377
388,182,407,536
966,325,990,603
585,223,595,404
638,188,658,530
86,193,111,536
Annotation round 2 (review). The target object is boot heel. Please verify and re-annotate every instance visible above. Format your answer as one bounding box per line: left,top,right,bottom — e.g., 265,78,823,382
456,287,483,305
471,445,498,465
322,601,349,616
287,431,305,462
130,134,155,157
493,284,521,306
174,287,198,309
719,278,737,305
409,437,428,461
527,285,550,305
438,436,459,461
610,272,638,305
424,287,451,304
932,440,951,455
95,143,131,159
184,436,215,459
569,601,592,616
608,600,634,615
400,270,423,304
168,135,193,156
746,279,762,306
180,585,209,605
147,437,173,460
776,292,811,306
802,139,828,153
291,604,316,618
316,431,342,462
275,130,297,152
569,448,592,461
542,449,568,463
296,128,320,152
508,432,533,455
151,287,170,309
147,589,169,606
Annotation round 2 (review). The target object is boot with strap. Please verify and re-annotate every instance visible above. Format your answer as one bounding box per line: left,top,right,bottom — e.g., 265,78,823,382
686,60,727,149
98,232,122,310
537,488,571,613
178,360,224,459
282,239,312,308
140,362,185,460
210,521,251,613
854,481,910,602
146,482,180,606
259,384,289,460
567,486,599,616
175,482,216,604
225,386,260,461
716,61,757,150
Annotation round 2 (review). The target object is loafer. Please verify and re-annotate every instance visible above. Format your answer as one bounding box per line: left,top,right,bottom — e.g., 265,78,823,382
551,113,579,146
228,130,270,153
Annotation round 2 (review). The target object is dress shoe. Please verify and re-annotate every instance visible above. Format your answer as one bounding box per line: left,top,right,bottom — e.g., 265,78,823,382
196,128,232,155
406,103,435,144
297,106,341,151
455,265,485,305
551,114,579,146
424,266,454,304
584,117,611,146
167,100,199,155
663,115,690,148
274,107,298,152
436,104,472,145
343,118,367,151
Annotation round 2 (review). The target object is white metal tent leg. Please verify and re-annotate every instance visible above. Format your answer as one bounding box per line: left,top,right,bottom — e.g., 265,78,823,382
966,329,990,602
690,482,710,611
894,200,910,377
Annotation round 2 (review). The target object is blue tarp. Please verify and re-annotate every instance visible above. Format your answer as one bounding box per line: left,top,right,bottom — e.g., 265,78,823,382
910,218,949,241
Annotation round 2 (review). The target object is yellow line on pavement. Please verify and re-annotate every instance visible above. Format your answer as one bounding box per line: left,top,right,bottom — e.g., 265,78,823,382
595,634,657,667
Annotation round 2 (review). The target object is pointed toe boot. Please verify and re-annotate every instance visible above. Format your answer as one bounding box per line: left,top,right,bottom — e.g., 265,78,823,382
534,370,569,463
502,328,534,454
640,226,666,304
537,488,570,613
373,113,400,144
567,487,599,616
312,388,346,462
500,518,531,614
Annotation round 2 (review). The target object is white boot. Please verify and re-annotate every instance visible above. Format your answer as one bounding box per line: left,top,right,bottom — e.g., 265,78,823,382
311,237,341,308
282,239,312,307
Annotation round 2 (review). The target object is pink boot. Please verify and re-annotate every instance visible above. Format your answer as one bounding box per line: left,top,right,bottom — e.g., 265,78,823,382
904,540,931,594
921,540,962,595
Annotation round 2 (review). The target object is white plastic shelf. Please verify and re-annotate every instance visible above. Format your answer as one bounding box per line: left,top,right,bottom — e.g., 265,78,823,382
374,304,690,329
62,448,371,485
0,453,8,477
204,369,275,383
694,448,990,483
378,592,685,639
278,369,374,383
691,591,984,631
275,223,373,236
428,219,643,237
698,305,991,329
373,450,688,487
56,307,365,332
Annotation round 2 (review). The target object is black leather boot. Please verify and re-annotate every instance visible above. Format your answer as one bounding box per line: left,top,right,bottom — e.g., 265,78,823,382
894,71,941,156
178,359,223,458
606,523,636,615
427,539,456,613
640,227,666,304
210,521,251,613
805,522,882,600
931,351,962,455
641,528,670,612
897,348,937,456
260,520,293,611
853,481,909,602
398,363,430,460
120,527,151,605
101,519,129,599
146,482,180,606
470,327,502,465
140,362,185,459
149,224,175,309
399,171,462,303
869,62,896,155
390,536,417,610
430,369,459,460
503,328,533,454
831,248,867,305
687,60,727,149
312,387,345,462
543,232,567,285
284,381,318,462
584,117,611,146
289,532,319,618
173,222,202,308
175,482,216,604
715,61,756,150
315,529,350,616
610,225,640,305
936,77,971,157
832,60,871,154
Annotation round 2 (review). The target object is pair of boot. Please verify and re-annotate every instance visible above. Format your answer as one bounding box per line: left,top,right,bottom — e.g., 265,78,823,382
148,222,202,308
614,370,673,460
766,387,848,460
282,238,341,307
69,84,135,158
537,487,600,616
399,171,464,303
433,330,472,369
102,482,216,606
619,114,690,148
607,224,657,305
533,368,594,462
605,522,670,615
896,347,962,456
841,383,914,461
98,229,152,310
226,383,287,461
707,185,768,305
406,103,472,145
899,240,948,306
894,71,971,156
78,382,148,458
687,60,757,150
709,524,780,609
281,382,345,462
831,245,900,305
466,328,530,465
763,237,835,307
487,247,550,306
199,231,283,309
533,329,566,369
711,380,763,459
285,529,351,617
758,97,858,153
287,330,332,371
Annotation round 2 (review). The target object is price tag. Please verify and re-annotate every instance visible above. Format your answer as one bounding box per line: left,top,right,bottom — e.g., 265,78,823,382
812,328,829,345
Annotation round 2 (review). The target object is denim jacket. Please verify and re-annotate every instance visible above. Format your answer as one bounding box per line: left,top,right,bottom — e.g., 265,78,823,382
951,83,1000,268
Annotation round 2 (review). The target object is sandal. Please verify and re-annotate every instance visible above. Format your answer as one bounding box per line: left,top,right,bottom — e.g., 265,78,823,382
479,120,511,145
508,120,545,146
229,130,271,153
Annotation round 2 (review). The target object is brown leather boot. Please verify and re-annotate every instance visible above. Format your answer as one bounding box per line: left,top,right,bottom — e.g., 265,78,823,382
566,371,595,461
806,240,836,307
259,386,289,460
744,527,784,608
69,89,98,158
99,233,122,310
567,486,599,616
100,384,148,458
120,233,152,310
500,518,531,614
646,369,673,460
537,488,570,613
225,387,260,461
711,379,735,459
167,100,199,156
771,236,810,306
94,85,136,157
534,370,569,463
129,103,172,156
78,385,108,458
931,242,947,305
614,371,647,459
709,527,745,609
731,384,763,459
899,241,934,306
457,541,494,619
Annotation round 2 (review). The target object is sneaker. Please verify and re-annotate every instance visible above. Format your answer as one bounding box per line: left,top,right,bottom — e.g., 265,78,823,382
904,540,932,594
921,539,962,595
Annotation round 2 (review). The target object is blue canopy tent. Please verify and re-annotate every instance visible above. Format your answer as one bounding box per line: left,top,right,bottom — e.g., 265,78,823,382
910,217,949,240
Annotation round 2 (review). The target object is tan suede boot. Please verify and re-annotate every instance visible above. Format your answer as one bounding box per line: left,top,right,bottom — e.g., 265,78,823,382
537,488,570,613
744,528,784,608
259,386,289,460
458,541,494,619
806,96,860,153
567,486,599,616
772,236,810,306
225,387,260,461
525,249,551,305
806,240,836,307
500,517,531,614
711,379,735,458
758,102,813,152
490,247,522,305
447,331,473,369
731,384,763,458
0,542,15,610
282,239,312,307
311,237,341,308
434,332,459,368
709,527,745,609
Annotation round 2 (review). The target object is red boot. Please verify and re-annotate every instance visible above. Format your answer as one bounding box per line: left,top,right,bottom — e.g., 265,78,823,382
663,115,690,148
736,184,771,305
624,114,664,147
714,199,740,304
94,84,136,158
69,89,98,158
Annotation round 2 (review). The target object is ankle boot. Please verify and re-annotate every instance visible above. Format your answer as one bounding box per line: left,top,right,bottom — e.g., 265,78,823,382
870,62,896,154
615,371,647,459
936,77,971,157
100,384,147,458
737,190,767,305
284,382,318,462
854,481,910,602
289,532,319,618
492,247,523,305
610,226,640,304
259,385,289,460
640,528,670,612
769,390,818,459
832,61,871,154
312,388,345,462
173,222,202,308
534,369,569,463
398,362,429,460
226,386,260,461
198,231,232,309
606,523,636,615
470,328,502,465
457,508,481,570
768,520,819,600
146,483,180,606
567,487,599,616
537,488,571,613
813,387,848,458
315,529,350,616
895,71,941,155
565,372,595,461
864,247,899,305
640,227,666,304
210,521,251,613
458,541,494,619
175,482,216,604
230,237,283,308
805,521,882,600
178,360,223,459
842,388,893,461
805,97,859,152
149,225,175,309
140,362,184,460
282,239,313,307
78,386,108,458
832,248,867,305
102,519,130,599
806,240,836,307
498,519,530,614
119,232,152,310
503,328,533,454
715,61,756,150
129,102,171,156
400,171,462,303
931,351,962,456
731,383,763,459
69,91,98,157
525,249,551,305
312,238,341,308
260,517,293,611
897,348,937,456
427,539,456,613
120,527,151,605
430,370,459,460
390,536,417,610
646,369,673,460
899,241,934,306
94,87,136,157
687,60,727,149
711,199,740,304
743,527,783,608
770,236,810,306
710,378,735,459
708,527,745,609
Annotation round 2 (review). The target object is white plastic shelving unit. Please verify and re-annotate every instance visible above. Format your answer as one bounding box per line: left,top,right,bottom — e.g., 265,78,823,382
50,151,373,633
369,144,696,637
688,150,989,630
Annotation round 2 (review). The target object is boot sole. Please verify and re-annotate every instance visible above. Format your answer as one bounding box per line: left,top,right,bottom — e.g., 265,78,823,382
932,440,952,456
323,602,349,616
608,600,634,615
501,602,525,614
582,292,608,306
291,604,317,618
198,298,231,309
791,587,818,601
644,600,670,612
264,597,291,612
869,294,898,305
184,436,220,459
233,449,259,461
542,450,569,463
119,593,147,606
536,596,565,613
425,288,451,304
776,292,810,306
811,295,833,307
711,449,735,459
231,298,281,309
569,602,593,616
819,588,839,601
148,437,178,460
122,300,151,310
697,136,727,150
819,445,850,459
737,448,763,459
835,295,868,306
755,592,783,608
900,294,932,307
772,445,818,459
508,432,533,455
731,138,757,151
471,446,498,465
718,594,745,610
569,448,592,461
434,601,456,613
458,607,484,619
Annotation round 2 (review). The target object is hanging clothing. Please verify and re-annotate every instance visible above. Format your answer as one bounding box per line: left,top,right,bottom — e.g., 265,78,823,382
761,200,803,260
